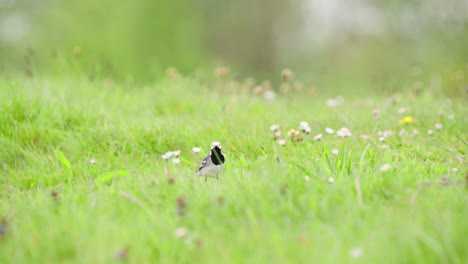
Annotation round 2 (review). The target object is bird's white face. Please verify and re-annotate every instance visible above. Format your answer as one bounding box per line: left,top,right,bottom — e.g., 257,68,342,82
211,141,222,149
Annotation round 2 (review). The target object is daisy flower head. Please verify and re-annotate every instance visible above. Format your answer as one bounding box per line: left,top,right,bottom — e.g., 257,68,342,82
397,107,407,114
349,247,364,258
427,129,433,135
337,127,352,137
162,151,173,160
378,130,394,138
172,158,181,164
299,121,309,130
273,131,282,140
325,127,334,134
174,227,189,238
380,164,391,172
332,149,339,155
328,177,335,183
360,134,370,140
270,124,280,131
299,121,311,134
313,133,323,141
278,138,286,146
435,123,443,130
192,147,201,154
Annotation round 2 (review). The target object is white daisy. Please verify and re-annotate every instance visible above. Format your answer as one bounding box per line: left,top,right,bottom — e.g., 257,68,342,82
162,151,173,160
192,147,201,154
337,127,352,137
349,247,364,258
278,138,286,146
270,124,280,131
380,164,391,172
174,227,189,238
313,133,323,141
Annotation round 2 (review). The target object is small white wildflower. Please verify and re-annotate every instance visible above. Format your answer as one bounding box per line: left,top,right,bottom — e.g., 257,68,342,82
174,227,189,238
172,150,181,157
325,127,334,134
332,149,339,155
380,164,391,172
397,107,407,114
427,129,433,135
303,127,312,134
328,177,335,183
379,137,385,142
313,133,323,141
90,158,96,164
299,121,310,130
452,168,459,173
435,123,443,130
278,138,286,146
263,90,276,101
304,176,311,182
192,147,201,154
349,247,364,258
270,124,280,131
360,134,370,140
380,144,389,149
337,127,352,137
379,130,394,137
274,131,281,137
413,129,419,135
162,152,173,160
172,158,181,164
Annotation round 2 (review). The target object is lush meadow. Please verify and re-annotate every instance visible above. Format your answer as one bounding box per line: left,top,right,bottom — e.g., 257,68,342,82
0,73,467,263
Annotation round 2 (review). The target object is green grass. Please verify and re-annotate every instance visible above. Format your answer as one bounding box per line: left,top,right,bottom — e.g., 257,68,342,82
0,75,467,263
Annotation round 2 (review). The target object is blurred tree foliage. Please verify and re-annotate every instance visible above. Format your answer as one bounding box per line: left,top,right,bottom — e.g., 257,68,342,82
0,0,466,94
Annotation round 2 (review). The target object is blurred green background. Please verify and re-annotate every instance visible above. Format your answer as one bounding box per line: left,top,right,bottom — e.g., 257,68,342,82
0,0,466,93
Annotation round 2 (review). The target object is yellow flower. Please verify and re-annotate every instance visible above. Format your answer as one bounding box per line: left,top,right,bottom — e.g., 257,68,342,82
399,116,414,125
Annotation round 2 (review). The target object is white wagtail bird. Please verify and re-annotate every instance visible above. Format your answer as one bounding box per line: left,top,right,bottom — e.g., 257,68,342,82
198,141,225,179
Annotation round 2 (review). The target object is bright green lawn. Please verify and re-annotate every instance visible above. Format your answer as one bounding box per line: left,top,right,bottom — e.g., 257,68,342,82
0,76,467,263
